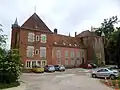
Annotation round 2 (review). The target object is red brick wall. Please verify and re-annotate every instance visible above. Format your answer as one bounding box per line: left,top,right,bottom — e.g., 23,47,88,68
52,47,86,66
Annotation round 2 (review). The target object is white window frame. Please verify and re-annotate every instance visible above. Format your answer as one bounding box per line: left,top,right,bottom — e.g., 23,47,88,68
35,49,39,55
56,50,61,58
26,60,46,68
28,32,35,42
41,34,47,43
65,59,68,65
65,51,68,58
26,46,34,57
70,51,74,58
26,61,31,68
77,51,80,58
40,47,46,58
36,35,40,41
71,59,75,65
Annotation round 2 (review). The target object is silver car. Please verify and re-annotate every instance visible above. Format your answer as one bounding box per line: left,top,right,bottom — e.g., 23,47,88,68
91,68,119,79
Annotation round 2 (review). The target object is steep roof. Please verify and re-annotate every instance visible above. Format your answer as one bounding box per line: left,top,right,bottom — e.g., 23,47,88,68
51,34,85,48
21,13,53,33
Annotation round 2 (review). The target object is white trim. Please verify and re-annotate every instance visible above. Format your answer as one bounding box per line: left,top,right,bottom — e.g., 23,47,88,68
35,49,39,55
36,35,40,41
25,60,47,68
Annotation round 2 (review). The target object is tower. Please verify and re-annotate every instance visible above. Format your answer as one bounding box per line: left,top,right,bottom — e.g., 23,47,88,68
12,18,20,29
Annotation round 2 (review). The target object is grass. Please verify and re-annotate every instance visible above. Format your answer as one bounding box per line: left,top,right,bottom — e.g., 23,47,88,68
0,81,20,89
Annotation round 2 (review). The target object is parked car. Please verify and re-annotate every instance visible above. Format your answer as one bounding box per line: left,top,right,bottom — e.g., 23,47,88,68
32,66,44,73
54,65,65,71
91,68,119,79
90,63,97,68
108,65,120,72
44,65,55,72
87,64,92,69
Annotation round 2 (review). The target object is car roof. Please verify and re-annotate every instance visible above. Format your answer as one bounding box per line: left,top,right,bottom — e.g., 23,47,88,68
95,67,109,70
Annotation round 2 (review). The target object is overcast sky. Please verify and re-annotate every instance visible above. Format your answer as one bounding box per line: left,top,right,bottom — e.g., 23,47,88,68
0,0,120,49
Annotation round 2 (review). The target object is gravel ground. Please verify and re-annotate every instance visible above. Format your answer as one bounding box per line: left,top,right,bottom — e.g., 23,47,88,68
20,69,113,90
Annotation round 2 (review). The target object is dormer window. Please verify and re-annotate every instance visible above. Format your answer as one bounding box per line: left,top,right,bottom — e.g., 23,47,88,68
69,44,71,46
74,44,77,46
63,42,66,45
54,42,57,44
35,25,38,29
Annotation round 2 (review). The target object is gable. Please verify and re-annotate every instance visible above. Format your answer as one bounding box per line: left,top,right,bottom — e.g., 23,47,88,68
21,13,53,33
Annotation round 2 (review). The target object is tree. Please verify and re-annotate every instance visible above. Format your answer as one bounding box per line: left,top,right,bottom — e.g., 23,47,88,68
94,16,120,65
0,49,23,84
0,24,23,85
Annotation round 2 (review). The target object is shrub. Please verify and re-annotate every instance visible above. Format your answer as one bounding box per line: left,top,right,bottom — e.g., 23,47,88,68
0,49,23,84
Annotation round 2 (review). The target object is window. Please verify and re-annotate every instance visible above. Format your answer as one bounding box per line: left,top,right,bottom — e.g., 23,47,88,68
97,69,108,72
77,60,80,65
36,35,40,41
37,61,41,66
40,47,46,58
26,46,34,57
71,60,74,65
82,51,84,57
56,50,61,58
70,51,74,58
32,61,36,68
35,49,39,55
77,51,80,58
42,61,46,66
65,59,68,65
69,44,72,46
26,61,31,68
65,51,68,58
41,34,47,43
28,32,35,42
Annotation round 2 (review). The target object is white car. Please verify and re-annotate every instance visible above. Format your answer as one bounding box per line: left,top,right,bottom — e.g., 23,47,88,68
91,68,119,79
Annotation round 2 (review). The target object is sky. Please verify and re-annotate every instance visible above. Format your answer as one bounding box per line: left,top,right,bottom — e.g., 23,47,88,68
0,0,120,49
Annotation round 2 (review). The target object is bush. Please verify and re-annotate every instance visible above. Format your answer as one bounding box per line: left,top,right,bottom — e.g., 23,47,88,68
0,81,20,89
0,49,23,84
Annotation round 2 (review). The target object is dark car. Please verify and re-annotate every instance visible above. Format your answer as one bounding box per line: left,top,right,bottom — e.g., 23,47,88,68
44,65,55,72
108,65,120,72
90,63,97,68
54,65,65,71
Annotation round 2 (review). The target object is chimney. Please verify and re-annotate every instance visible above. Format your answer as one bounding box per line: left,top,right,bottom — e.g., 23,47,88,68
75,32,77,37
54,28,57,34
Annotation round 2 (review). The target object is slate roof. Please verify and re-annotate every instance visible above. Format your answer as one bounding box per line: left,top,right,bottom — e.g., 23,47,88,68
77,30,99,37
51,34,85,48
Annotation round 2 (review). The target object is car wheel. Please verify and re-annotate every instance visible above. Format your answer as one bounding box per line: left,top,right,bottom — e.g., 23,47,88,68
92,74,96,78
110,75,115,80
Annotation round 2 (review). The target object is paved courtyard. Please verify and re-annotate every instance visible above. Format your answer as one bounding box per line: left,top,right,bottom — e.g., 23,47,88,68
20,69,113,90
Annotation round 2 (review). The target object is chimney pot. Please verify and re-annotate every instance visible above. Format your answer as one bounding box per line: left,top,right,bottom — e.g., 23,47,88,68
75,32,77,37
54,28,57,34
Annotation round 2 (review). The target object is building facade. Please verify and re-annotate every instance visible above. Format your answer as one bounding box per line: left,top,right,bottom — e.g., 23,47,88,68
11,13,87,69
76,30,105,65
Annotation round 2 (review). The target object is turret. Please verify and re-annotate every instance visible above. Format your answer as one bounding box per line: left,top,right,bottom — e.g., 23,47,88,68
12,18,20,29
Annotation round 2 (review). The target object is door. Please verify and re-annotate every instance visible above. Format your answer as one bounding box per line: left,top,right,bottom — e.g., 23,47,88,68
96,69,109,77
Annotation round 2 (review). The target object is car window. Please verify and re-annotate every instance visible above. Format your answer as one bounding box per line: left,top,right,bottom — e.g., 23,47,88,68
97,69,108,72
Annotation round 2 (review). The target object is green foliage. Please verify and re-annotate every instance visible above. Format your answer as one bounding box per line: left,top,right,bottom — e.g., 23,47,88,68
0,25,7,48
0,24,23,85
0,81,20,89
94,16,120,65
0,49,23,84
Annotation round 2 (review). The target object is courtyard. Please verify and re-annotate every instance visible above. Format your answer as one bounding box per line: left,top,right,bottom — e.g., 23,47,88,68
20,69,113,90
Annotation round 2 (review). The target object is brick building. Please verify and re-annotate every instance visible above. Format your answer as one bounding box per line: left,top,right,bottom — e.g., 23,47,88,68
11,13,87,69
76,30,105,65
